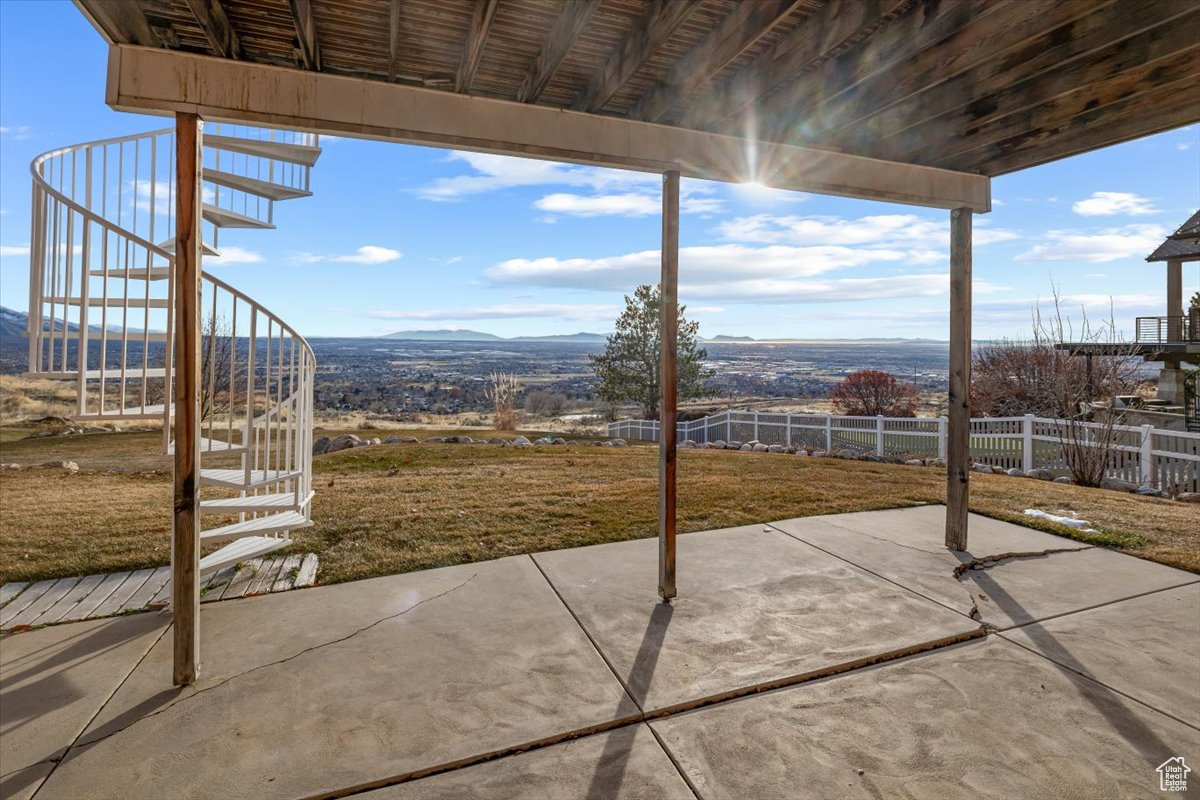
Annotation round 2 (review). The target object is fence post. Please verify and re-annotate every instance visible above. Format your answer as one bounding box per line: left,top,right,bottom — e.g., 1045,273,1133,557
937,416,947,461
786,413,792,448
753,411,760,442
876,415,885,456
1022,414,1034,472
825,414,833,452
726,410,732,442
1139,424,1154,487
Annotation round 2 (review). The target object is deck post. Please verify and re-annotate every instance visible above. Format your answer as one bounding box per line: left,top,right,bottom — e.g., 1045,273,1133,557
1167,259,1182,340
659,169,680,601
946,207,972,551
173,112,203,685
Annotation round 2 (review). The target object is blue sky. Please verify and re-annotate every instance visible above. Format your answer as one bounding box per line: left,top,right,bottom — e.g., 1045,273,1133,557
1,0,1197,341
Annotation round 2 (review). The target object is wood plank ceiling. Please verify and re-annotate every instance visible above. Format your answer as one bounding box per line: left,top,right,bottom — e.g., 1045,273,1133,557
78,0,1200,176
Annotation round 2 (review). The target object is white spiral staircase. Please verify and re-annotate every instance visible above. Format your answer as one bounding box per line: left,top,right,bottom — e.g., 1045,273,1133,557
25,124,320,579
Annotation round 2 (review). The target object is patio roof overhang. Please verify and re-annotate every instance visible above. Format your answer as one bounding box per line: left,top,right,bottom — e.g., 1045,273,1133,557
69,0,1200,684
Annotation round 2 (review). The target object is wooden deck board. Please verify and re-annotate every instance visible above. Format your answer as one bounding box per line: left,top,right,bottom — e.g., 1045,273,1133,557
35,574,106,626
5,578,81,629
64,571,133,622
0,582,28,608
0,555,317,631
91,568,156,617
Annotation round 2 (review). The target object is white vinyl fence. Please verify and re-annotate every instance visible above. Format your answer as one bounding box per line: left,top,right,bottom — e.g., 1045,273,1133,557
609,410,1200,493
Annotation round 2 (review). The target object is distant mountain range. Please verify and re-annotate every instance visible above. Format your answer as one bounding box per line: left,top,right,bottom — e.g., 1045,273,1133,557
379,327,944,344
0,307,159,340
381,329,608,343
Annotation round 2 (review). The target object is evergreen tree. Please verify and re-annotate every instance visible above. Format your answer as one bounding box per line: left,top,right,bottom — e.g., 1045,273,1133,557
589,284,714,419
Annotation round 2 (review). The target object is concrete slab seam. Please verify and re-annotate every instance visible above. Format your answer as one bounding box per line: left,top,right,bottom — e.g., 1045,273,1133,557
997,633,1200,733
991,578,1200,633
23,619,172,799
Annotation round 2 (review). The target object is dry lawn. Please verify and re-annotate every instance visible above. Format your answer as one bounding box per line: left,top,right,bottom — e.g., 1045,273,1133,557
1,431,1197,585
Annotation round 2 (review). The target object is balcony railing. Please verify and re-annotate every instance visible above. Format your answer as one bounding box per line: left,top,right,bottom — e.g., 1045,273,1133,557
1135,313,1200,344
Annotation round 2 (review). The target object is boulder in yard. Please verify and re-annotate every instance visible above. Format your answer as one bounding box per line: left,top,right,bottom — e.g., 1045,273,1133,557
551,438,567,445
1176,492,1200,503
752,443,770,452
424,436,446,444
972,463,994,474
927,457,946,468
1006,468,1025,478
610,439,627,447
326,434,362,453
1026,468,1054,481
904,459,925,467
1135,486,1164,498
713,440,726,449
511,436,531,446
0,463,21,470
1101,476,1137,492
767,444,785,453
1053,476,1074,484
811,449,828,457
312,436,331,455
795,449,811,457
837,449,860,460
41,460,79,472
726,441,742,450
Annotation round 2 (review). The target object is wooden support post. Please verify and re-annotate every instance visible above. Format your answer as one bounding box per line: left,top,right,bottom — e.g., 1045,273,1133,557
173,112,203,686
945,207,972,551
659,169,680,601
1167,259,1183,340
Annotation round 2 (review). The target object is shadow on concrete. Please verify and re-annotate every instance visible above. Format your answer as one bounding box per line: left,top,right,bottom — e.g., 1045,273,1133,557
585,601,673,800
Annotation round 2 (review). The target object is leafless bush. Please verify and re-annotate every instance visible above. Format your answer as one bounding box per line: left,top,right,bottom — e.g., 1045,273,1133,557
486,372,519,430
973,290,1144,486
524,389,567,416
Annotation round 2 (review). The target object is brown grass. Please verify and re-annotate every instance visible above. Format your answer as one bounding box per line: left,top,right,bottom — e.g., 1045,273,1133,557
1,433,1196,585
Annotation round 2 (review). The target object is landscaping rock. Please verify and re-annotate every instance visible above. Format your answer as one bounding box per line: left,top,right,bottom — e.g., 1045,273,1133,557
423,436,446,444
370,438,382,446
1006,468,1025,478
1053,476,1074,484
41,460,79,472
767,444,785,453
752,443,770,452
327,434,362,453
726,441,742,450
927,458,946,468
487,437,507,445
382,436,402,444
312,436,331,455
511,436,531,446
1026,468,1054,481
0,463,21,470
739,444,753,451
713,440,726,449
610,439,627,447
1101,477,1137,492
551,438,567,445
601,441,614,447
837,449,860,460
972,463,994,474
904,459,925,467
1135,486,1164,498
1176,492,1200,503
812,449,828,458
795,449,811,457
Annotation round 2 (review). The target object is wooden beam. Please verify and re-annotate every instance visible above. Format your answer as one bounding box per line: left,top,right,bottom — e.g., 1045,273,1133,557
684,0,907,131
856,2,1198,163
288,0,321,71
455,0,499,93
751,0,1003,143
630,0,804,123
74,0,162,47
945,207,971,552
183,0,241,60
388,0,400,83
659,169,680,601
516,0,600,104
105,45,991,211
573,0,702,112
937,72,1200,175
1167,259,1183,323
173,111,203,686
911,42,1200,170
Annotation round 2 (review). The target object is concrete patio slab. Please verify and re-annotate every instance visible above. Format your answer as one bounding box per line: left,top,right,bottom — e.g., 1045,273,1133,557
361,724,694,800
533,524,981,714
1001,583,1200,728
0,613,166,800
651,637,1200,800
770,506,1199,629
35,556,639,800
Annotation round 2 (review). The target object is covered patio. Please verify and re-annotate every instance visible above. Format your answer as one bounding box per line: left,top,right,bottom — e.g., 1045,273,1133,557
4,506,1198,799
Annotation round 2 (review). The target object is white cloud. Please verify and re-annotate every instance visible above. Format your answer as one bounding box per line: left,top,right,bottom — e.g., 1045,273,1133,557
204,246,263,267
535,193,659,217
715,213,1018,248
1014,224,1165,263
367,303,618,322
1071,191,1160,217
0,125,32,140
0,244,30,257
296,245,402,264
1177,142,1193,152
